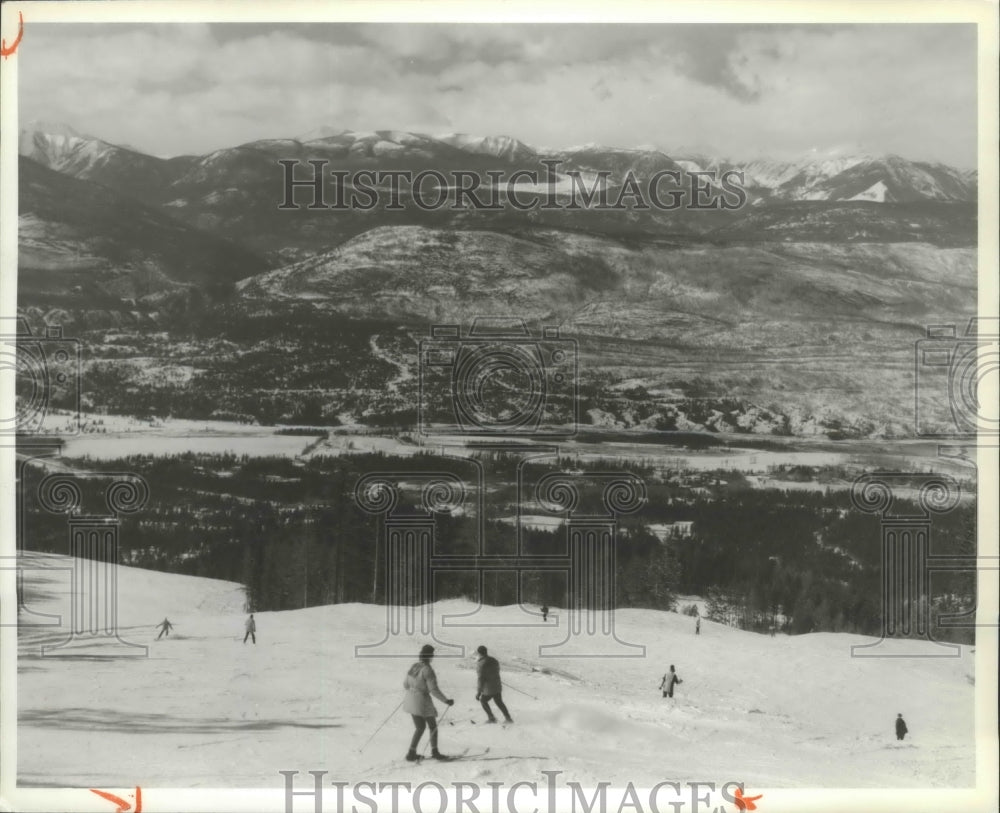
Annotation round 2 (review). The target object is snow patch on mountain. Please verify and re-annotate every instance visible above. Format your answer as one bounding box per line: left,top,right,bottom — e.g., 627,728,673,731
673,159,705,173
438,133,536,162
740,156,869,192
849,181,890,202
371,140,407,155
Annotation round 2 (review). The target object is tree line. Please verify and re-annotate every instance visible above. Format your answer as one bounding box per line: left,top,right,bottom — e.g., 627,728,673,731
17,451,975,644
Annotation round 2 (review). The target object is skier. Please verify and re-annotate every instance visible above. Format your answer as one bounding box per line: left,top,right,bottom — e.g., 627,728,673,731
243,613,256,644
475,645,513,724
156,618,173,640
403,644,454,761
695,616,701,635
541,605,549,622
660,664,682,698
895,713,908,741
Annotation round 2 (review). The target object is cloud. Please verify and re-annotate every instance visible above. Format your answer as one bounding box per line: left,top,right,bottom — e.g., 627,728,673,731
16,22,978,166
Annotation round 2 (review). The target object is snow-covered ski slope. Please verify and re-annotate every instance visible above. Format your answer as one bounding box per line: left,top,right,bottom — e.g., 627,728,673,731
16,553,977,789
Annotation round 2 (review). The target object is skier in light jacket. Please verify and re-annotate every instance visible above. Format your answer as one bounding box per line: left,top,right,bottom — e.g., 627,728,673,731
403,644,454,761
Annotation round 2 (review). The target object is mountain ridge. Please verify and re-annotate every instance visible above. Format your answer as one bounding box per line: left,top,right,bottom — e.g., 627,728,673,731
20,122,977,206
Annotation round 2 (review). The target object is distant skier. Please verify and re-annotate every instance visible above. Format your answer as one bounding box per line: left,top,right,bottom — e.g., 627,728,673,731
660,665,682,698
895,713,908,741
243,614,256,644
541,605,549,622
403,644,454,761
156,618,173,640
695,616,701,635
475,645,513,724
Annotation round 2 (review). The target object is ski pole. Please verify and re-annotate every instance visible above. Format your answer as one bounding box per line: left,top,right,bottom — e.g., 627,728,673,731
358,700,403,753
503,682,538,700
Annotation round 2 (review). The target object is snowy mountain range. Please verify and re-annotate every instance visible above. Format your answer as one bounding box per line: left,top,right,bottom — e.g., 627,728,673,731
19,122,189,203
675,152,976,204
15,121,978,271
14,122,978,437
19,122,977,207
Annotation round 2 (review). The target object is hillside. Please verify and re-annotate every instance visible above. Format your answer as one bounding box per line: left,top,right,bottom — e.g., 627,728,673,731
238,225,976,324
710,201,976,246
16,554,975,789
17,156,269,308
231,224,975,435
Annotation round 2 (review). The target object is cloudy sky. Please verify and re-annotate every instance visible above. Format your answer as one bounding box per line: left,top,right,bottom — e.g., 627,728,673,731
18,22,978,166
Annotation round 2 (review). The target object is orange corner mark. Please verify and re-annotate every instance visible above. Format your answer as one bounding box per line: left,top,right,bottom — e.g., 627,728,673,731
90,787,141,813
1,11,24,59
733,787,763,811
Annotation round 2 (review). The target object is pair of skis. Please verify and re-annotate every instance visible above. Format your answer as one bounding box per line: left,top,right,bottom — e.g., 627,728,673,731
408,746,491,763
406,748,548,764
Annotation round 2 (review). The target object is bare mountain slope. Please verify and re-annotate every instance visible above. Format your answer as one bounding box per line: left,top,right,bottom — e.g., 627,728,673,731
238,224,975,328
18,156,269,307
235,224,975,435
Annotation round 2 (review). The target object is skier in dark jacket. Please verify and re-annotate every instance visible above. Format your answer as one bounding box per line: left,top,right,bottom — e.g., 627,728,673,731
403,644,454,761
895,713,908,741
660,665,682,698
475,645,513,724
156,618,173,640
540,605,549,622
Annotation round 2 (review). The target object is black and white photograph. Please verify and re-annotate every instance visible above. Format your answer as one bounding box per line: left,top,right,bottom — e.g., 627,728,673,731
1,2,997,812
